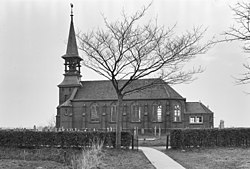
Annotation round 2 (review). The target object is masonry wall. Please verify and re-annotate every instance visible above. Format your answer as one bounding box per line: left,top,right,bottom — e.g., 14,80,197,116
57,99,214,130
59,87,74,105
184,113,214,129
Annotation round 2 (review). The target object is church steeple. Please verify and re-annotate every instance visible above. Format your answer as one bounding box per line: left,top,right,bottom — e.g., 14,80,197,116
58,4,82,87
63,3,80,59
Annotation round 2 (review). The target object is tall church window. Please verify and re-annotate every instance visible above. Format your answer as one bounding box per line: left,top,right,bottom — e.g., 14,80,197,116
174,105,181,122
152,104,162,122
111,104,117,122
131,103,141,122
90,103,100,122
102,105,107,116
144,104,148,115
123,105,127,116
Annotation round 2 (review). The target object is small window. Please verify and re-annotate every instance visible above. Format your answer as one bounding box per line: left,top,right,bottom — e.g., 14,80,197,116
111,104,117,122
131,103,141,122
190,116,203,124
174,105,181,122
152,104,162,122
190,117,195,123
64,95,68,101
90,103,100,122
64,109,68,116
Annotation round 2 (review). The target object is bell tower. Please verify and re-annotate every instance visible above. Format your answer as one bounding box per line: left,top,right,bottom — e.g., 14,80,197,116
58,4,82,91
56,4,82,129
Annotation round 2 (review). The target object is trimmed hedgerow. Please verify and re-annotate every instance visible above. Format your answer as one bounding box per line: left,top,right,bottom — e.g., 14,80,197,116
0,130,132,149
170,128,250,149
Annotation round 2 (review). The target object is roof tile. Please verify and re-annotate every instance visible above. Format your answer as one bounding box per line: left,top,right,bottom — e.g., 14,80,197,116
186,102,213,114
74,79,183,100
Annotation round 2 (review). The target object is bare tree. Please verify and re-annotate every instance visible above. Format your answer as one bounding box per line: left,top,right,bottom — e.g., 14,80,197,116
77,5,212,148
223,2,250,84
47,115,56,129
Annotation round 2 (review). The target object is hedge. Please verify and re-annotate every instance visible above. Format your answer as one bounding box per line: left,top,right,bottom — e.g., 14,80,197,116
170,128,250,149
0,130,132,149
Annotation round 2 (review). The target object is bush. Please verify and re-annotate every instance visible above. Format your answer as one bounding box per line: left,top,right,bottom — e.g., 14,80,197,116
170,128,250,149
71,141,104,169
0,130,132,149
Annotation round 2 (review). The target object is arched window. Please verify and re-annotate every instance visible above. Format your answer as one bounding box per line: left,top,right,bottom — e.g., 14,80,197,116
152,103,162,122
102,105,107,116
90,103,99,122
174,105,181,122
110,104,117,122
131,103,141,122
64,109,68,116
122,104,128,116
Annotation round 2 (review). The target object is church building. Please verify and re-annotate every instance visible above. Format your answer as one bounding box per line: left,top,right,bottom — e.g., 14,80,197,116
56,7,214,131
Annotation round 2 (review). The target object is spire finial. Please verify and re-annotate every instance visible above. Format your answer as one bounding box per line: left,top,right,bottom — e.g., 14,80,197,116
70,3,74,19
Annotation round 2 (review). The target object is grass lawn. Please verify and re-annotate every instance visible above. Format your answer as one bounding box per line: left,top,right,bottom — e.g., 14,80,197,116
101,149,155,169
0,147,155,169
162,147,250,169
138,135,166,147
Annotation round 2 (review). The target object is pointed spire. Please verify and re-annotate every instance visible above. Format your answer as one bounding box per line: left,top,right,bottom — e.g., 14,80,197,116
63,3,81,59
70,3,74,20
59,3,82,88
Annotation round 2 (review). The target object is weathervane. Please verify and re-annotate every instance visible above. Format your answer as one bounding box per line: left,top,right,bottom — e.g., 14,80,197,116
70,3,74,19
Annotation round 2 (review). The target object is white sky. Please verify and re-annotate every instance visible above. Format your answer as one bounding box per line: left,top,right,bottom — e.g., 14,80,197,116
0,0,249,128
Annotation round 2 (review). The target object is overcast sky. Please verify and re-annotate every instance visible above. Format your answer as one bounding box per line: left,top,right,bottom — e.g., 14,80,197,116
0,0,249,128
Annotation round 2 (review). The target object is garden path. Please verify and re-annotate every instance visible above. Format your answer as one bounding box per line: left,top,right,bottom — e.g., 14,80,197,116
140,147,185,169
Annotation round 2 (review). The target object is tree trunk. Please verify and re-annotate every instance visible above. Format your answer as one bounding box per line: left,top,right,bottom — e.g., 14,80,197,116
116,94,123,149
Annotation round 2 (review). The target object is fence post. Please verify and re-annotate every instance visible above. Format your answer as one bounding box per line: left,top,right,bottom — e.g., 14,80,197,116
136,134,139,151
166,134,170,150
154,126,157,136
132,133,134,150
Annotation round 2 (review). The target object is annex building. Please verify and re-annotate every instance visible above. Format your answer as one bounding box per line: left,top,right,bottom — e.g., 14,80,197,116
56,9,214,131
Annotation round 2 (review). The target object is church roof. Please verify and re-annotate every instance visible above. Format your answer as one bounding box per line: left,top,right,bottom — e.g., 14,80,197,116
186,102,213,114
74,78,184,101
58,88,78,108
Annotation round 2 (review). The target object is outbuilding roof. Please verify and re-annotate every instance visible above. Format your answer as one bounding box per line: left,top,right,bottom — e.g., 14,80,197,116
186,102,213,114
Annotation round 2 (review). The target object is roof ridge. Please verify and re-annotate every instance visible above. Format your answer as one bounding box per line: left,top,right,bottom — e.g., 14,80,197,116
58,88,78,108
80,78,161,83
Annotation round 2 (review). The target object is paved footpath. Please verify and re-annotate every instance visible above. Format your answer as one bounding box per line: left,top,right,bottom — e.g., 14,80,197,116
139,147,185,169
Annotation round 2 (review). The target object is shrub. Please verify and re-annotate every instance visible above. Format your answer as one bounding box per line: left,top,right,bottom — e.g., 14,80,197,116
71,141,104,169
0,130,132,149
170,128,250,149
